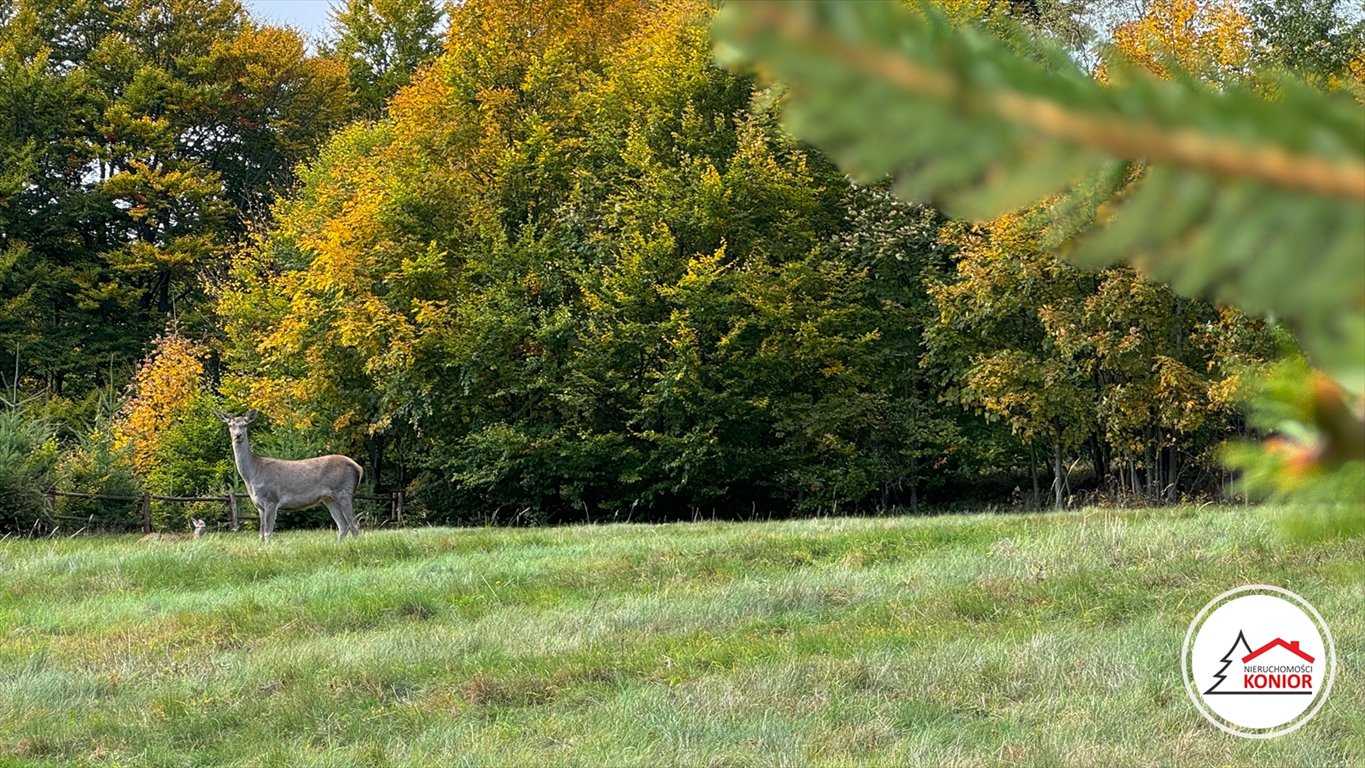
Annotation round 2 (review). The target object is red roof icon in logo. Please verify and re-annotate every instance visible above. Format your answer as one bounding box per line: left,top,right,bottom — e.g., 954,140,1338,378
1204,630,1317,695
1242,638,1315,664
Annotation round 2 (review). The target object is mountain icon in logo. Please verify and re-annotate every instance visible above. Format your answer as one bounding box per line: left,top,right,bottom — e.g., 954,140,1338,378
1205,629,1316,696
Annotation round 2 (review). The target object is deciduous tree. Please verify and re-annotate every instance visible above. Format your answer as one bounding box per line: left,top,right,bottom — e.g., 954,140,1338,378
330,0,445,118
0,0,348,400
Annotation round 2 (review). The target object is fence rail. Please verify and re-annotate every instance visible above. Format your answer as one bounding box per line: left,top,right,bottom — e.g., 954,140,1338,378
45,489,404,534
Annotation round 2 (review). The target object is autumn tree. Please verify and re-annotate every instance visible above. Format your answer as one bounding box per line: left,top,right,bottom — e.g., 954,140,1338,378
715,0,1363,522
330,0,446,118
223,0,1338,521
111,327,245,526
221,0,961,521
116,329,208,475
1249,0,1365,87
0,0,349,401
926,210,1096,508
1100,0,1256,84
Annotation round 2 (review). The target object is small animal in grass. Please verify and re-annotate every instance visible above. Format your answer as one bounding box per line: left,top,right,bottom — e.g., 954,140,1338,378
140,518,207,542
214,409,363,541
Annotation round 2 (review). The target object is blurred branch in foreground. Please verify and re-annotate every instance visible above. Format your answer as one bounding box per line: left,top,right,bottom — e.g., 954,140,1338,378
712,0,1364,522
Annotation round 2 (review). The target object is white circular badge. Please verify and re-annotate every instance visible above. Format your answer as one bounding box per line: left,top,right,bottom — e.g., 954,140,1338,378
1183,585,1335,738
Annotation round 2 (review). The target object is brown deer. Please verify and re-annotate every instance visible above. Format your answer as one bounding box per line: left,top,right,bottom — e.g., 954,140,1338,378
214,410,363,541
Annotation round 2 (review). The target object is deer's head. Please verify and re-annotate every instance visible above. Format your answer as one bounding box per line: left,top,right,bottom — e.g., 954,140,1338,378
213,409,259,448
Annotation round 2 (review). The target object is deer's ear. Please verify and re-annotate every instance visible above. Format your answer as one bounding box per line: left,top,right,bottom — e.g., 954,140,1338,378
212,409,229,423
244,409,260,423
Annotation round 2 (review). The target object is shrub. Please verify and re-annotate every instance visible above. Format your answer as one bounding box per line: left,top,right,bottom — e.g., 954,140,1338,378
54,420,142,531
0,405,58,531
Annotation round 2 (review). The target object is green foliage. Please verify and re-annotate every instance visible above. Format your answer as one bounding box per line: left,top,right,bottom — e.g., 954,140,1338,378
221,0,963,522
141,395,231,525
712,0,1365,396
714,0,1365,522
330,0,446,118
1224,358,1365,538
1249,0,1365,86
214,0,1354,523
0,402,57,529
53,419,141,531
11,0,1355,527
930,201,1287,503
926,211,1094,452
0,0,350,398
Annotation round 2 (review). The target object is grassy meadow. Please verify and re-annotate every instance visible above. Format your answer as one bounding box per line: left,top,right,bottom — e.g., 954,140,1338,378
0,506,1362,767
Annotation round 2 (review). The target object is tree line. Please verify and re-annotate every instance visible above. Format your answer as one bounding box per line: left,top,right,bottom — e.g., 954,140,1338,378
1,0,1360,531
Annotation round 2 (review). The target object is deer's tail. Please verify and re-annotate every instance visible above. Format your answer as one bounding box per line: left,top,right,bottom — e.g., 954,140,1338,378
345,456,364,487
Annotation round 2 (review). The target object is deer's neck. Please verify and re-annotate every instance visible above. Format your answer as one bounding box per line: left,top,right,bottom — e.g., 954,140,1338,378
232,435,261,482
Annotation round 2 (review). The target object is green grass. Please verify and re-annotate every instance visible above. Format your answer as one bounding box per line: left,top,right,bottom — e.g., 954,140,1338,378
0,506,1361,767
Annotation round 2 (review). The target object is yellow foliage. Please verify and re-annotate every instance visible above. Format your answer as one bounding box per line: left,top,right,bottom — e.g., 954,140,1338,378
1100,0,1254,83
933,0,1001,23
1339,51,1365,94
115,331,207,474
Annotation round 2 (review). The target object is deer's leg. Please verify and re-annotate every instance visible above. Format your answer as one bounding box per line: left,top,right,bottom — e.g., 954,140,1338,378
261,503,278,542
338,496,359,537
323,498,347,540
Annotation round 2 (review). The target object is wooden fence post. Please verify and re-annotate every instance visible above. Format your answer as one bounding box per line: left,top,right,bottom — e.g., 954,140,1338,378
395,490,404,526
139,494,152,534
227,493,239,531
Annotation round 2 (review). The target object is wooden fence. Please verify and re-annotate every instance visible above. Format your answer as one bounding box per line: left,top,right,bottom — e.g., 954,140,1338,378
44,489,404,534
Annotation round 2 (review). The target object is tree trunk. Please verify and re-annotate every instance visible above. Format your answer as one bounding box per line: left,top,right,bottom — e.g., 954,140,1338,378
1169,447,1180,503
1153,427,1163,506
1088,433,1108,489
1053,439,1063,510
369,435,384,493
909,453,919,514
1030,442,1040,509
157,271,171,313
1148,439,1159,504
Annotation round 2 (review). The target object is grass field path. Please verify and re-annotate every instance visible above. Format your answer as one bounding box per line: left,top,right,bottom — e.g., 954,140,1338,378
1,507,1361,766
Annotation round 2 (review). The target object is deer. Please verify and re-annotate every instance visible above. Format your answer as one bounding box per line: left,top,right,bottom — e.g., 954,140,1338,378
140,518,207,542
214,409,363,541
